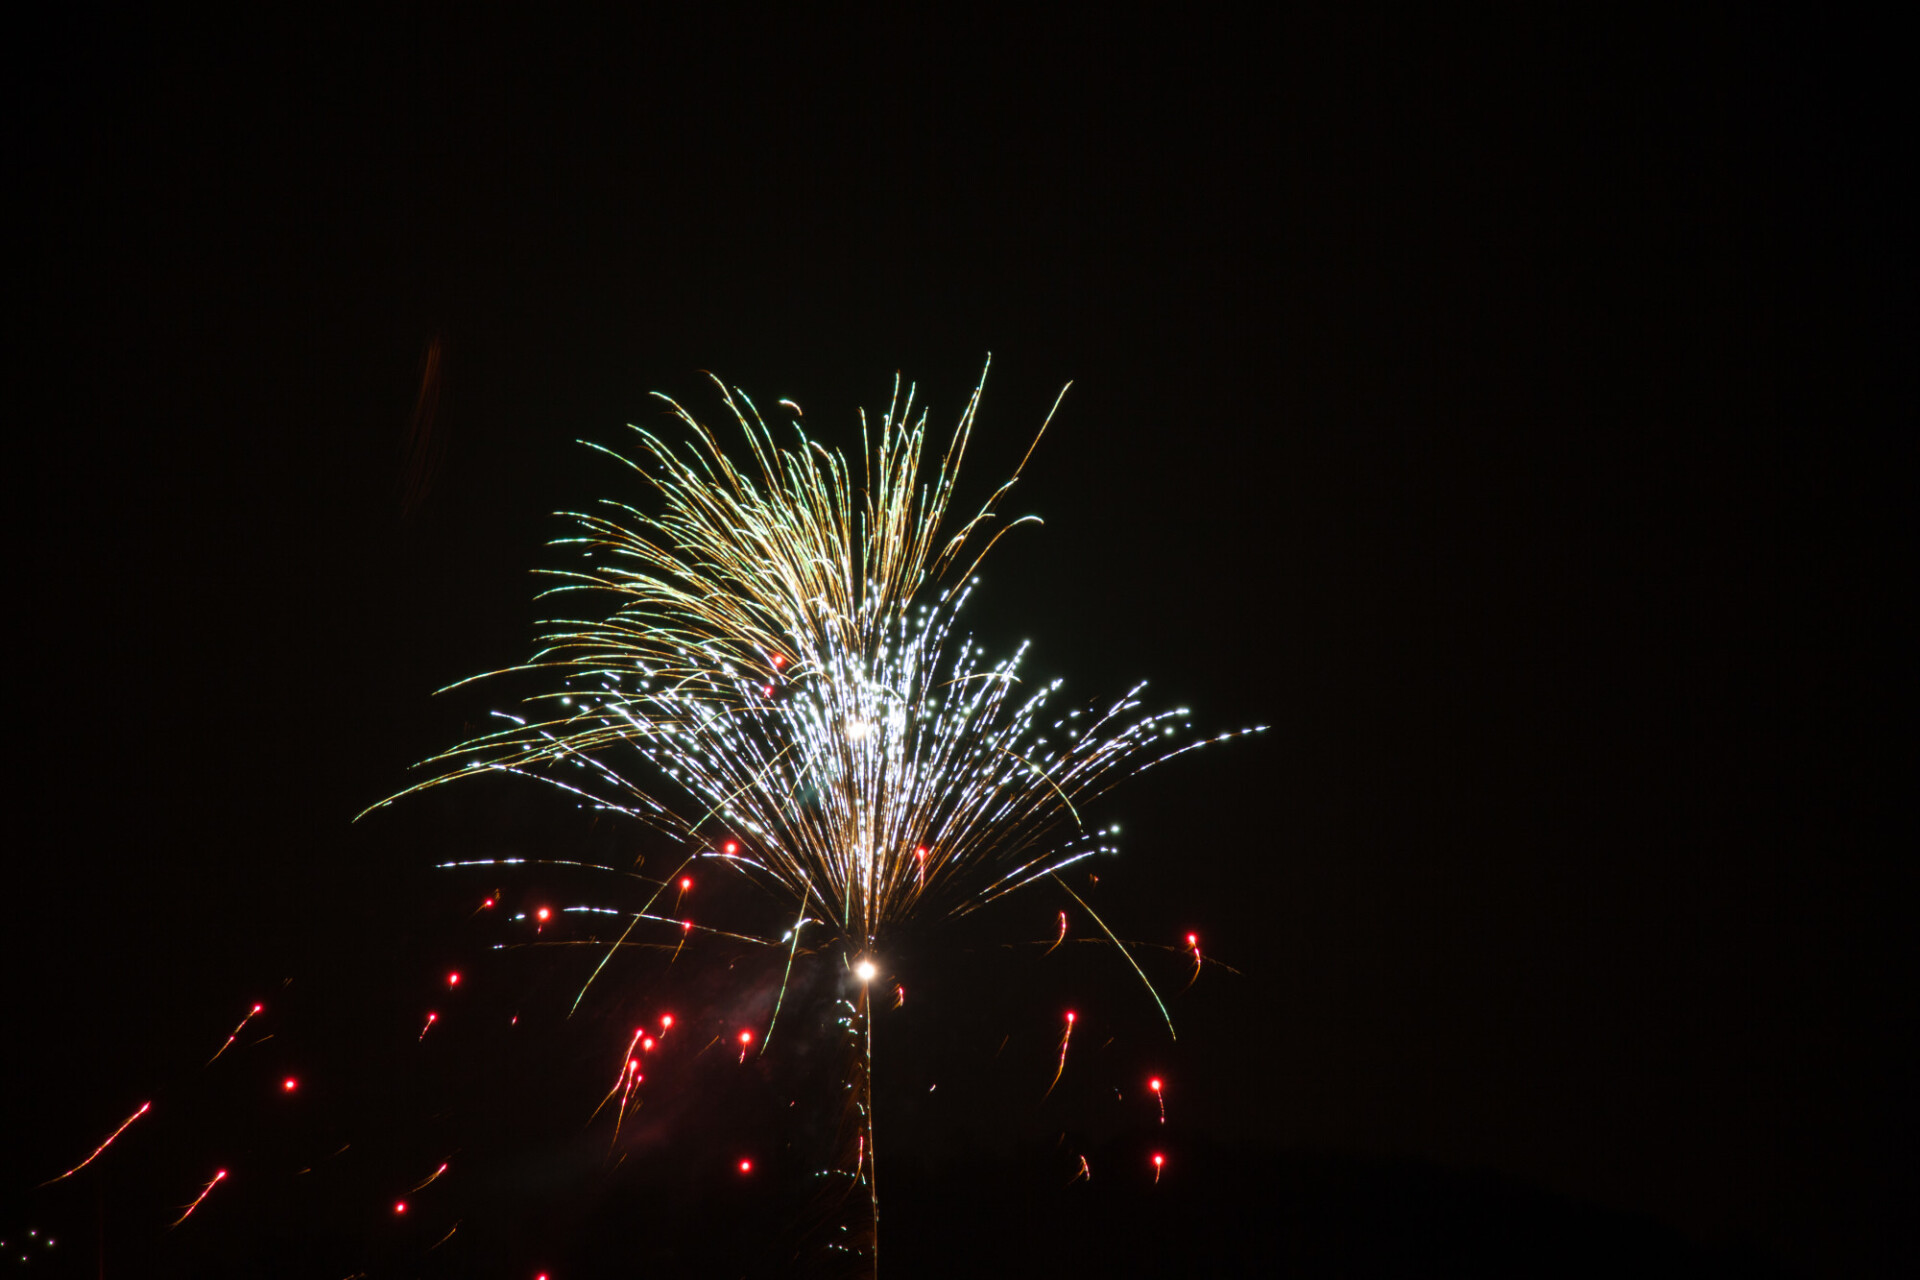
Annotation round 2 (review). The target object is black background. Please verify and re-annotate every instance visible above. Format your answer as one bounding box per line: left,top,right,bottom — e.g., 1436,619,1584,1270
6,8,1906,1278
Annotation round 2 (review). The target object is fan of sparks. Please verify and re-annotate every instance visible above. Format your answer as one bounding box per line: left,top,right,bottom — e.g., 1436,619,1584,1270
370,365,1252,982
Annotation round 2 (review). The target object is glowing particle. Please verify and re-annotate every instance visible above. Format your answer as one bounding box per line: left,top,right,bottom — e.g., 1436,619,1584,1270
394,1200,407,1215
282,1077,298,1092
447,971,461,988
1149,1076,1166,1123
420,1011,438,1041
680,876,692,891
42,1101,151,1184
1043,1011,1076,1099
1152,1152,1165,1183
536,906,552,922
207,1003,265,1065
723,841,738,855
660,1014,674,1030
170,1169,227,1228
854,958,877,983
737,1158,753,1174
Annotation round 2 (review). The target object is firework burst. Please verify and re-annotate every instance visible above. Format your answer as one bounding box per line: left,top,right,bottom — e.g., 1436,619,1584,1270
365,360,1258,1271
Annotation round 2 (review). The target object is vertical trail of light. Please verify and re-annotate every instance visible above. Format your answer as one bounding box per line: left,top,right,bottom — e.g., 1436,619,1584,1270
1042,1011,1077,1100
41,1102,151,1185
1181,931,1204,991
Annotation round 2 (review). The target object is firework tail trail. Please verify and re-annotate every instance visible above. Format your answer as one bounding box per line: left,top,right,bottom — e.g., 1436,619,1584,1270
41,1101,151,1185
168,1169,226,1229
206,1003,263,1065
1042,1011,1076,1100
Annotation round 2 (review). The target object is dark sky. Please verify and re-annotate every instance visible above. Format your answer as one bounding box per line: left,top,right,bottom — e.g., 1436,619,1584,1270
7,9,1905,1278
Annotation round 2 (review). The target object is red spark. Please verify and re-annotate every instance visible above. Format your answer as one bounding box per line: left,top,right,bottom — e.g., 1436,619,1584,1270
447,971,461,988
723,840,738,854
282,1077,298,1093
771,654,786,667
737,1158,753,1174
407,1162,449,1192
1043,1011,1077,1099
419,1011,438,1041
535,906,552,922
393,1200,407,1215
1149,1076,1166,1122
482,897,495,909
42,1101,151,1184
641,1036,655,1051
1152,1153,1165,1183
170,1169,227,1228
737,1028,754,1063
680,876,692,891
207,1003,265,1065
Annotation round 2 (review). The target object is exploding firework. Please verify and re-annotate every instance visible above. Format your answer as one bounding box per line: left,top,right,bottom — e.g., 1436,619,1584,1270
365,361,1258,1270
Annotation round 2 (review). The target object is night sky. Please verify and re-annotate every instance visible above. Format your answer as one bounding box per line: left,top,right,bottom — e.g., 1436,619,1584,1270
7,10,1905,1278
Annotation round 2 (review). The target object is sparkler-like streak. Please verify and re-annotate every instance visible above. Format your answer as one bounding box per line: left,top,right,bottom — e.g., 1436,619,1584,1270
1043,1010,1077,1100
366,361,1261,1273
206,1003,263,1065
41,1101,150,1184
168,1169,226,1229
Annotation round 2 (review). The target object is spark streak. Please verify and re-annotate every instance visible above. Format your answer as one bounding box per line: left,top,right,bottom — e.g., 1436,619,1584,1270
1046,909,1068,955
1042,1010,1076,1100
206,1003,263,1065
169,1169,226,1228
42,1102,150,1184
407,1162,450,1192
